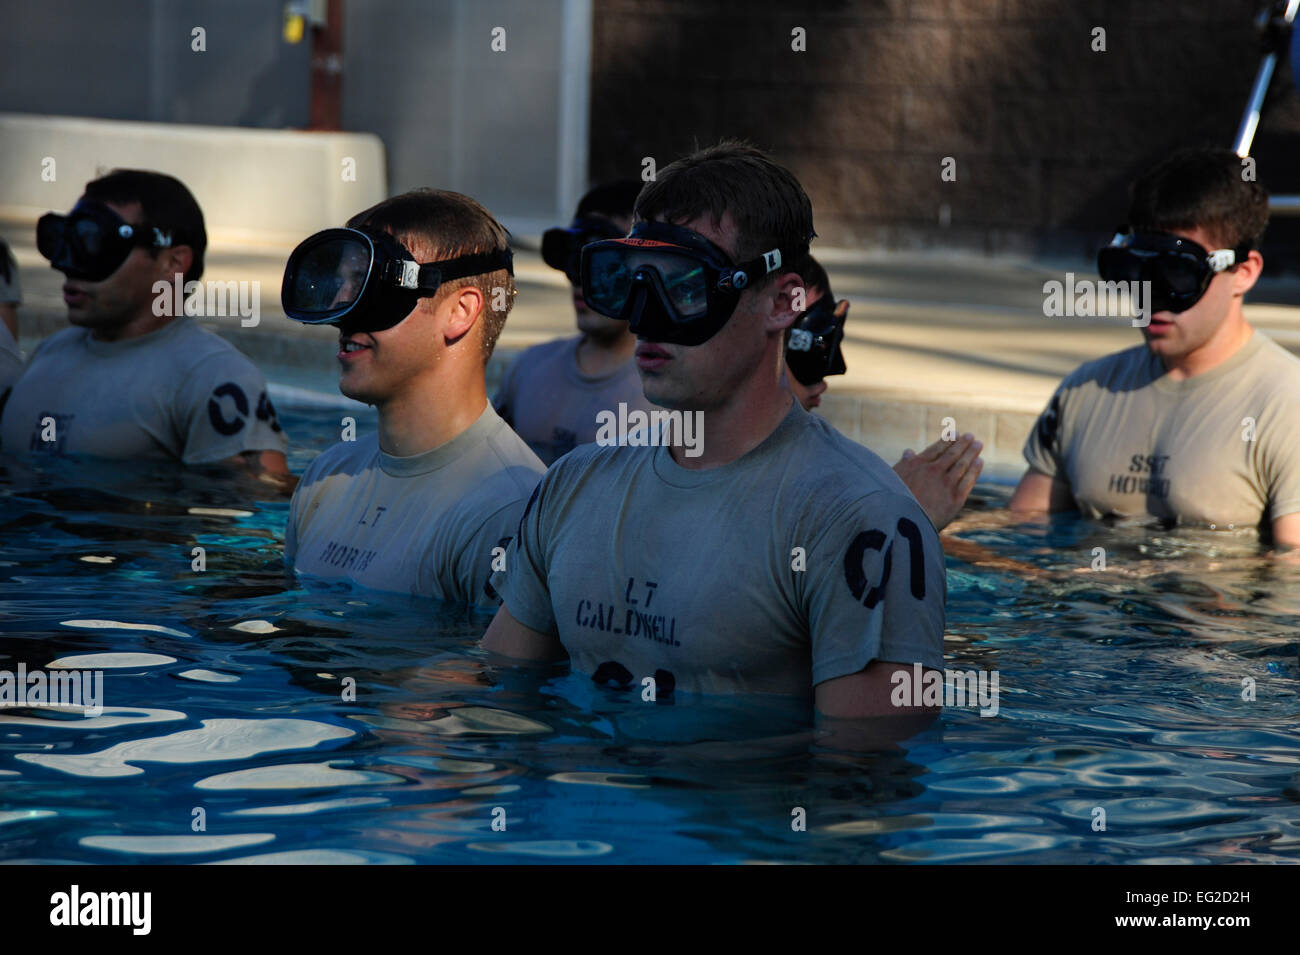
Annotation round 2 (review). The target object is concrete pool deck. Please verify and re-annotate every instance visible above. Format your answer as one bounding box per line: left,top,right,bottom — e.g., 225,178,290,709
9,221,1300,483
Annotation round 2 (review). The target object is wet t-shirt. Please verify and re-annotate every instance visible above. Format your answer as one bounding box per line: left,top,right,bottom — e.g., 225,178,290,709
0,319,287,464
0,321,20,399
0,243,23,396
493,336,659,465
492,400,946,696
1024,332,1300,529
286,403,545,611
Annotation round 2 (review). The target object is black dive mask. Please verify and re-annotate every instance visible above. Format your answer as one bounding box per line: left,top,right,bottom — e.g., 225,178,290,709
281,226,514,334
37,199,174,282
785,295,848,386
542,216,624,285
580,220,811,346
1097,228,1250,315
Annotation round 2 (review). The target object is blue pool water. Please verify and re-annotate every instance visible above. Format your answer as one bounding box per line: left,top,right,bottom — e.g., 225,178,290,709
1,399,1298,864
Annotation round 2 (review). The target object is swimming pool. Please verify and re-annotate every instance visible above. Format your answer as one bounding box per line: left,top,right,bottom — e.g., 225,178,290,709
1,398,1297,864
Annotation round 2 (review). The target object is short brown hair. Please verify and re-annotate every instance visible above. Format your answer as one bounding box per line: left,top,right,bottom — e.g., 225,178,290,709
85,169,207,284
634,140,814,286
1128,147,1269,251
347,189,515,360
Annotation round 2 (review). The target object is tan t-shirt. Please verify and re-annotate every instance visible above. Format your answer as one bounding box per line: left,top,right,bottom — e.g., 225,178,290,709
0,318,287,464
492,400,946,696
493,336,660,465
286,403,546,611
1024,332,1300,530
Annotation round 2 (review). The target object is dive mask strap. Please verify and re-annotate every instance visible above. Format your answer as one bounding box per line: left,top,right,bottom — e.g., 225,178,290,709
409,248,514,290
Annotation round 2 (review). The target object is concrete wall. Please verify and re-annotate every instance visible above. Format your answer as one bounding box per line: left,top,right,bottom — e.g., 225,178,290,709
343,0,591,235
0,0,309,127
589,0,1300,262
0,0,590,238
0,113,386,247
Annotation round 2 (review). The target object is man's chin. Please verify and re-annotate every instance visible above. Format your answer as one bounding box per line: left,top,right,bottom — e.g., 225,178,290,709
638,378,687,411
65,309,100,327
338,374,377,405
576,314,629,341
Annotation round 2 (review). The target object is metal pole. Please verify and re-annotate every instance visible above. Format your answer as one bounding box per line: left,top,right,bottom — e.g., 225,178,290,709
309,0,344,131
1232,52,1278,157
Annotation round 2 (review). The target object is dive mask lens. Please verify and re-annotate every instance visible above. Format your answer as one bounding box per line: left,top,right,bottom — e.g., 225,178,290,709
282,230,378,325
1154,253,1205,298
37,201,144,281
580,220,806,347
1097,246,1145,285
582,242,713,326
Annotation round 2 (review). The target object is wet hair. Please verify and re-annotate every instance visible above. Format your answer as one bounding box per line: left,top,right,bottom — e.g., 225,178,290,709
634,140,814,286
1128,147,1269,251
348,189,515,361
797,255,833,303
84,169,207,284
575,179,641,223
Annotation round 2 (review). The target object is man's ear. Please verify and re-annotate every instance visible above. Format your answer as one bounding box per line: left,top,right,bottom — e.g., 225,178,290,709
443,284,485,345
1232,249,1264,297
767,270,803,334
157,244,194,284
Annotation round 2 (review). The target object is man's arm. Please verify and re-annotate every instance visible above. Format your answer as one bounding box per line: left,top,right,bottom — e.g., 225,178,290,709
813,662,940,748
815,661,938,718
481,603,568,662
220,449,296,492
1008,467,1075,513
1271,512,1300,551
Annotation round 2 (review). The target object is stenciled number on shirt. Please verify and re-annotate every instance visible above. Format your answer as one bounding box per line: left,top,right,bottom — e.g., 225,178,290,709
256,390,283,433
843,517,926,608
207,382,249,436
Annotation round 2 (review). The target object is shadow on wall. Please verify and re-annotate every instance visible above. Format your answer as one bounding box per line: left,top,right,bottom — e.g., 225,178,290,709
588,0,1300,264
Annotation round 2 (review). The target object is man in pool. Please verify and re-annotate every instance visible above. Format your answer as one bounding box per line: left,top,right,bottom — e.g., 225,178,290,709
482,142,946,719
282,189,544,609
787,254,982,531
493,180,661,465
0,170,289,482
1009,148,1300,547
783,255,844,413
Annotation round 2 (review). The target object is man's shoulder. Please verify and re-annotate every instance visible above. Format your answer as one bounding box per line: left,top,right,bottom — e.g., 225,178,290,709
784,412,926,515
475,412,548,496
1247,332,1300,391
299,434,381,486
507,336,579,374
25,326,86,363
1060,343,1152,392
167,321,265,377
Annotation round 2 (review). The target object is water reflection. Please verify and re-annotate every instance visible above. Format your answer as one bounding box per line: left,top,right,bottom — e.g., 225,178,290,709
0,408,1296,863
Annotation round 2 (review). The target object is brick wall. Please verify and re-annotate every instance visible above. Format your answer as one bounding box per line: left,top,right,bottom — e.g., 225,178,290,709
589,0,1300,263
